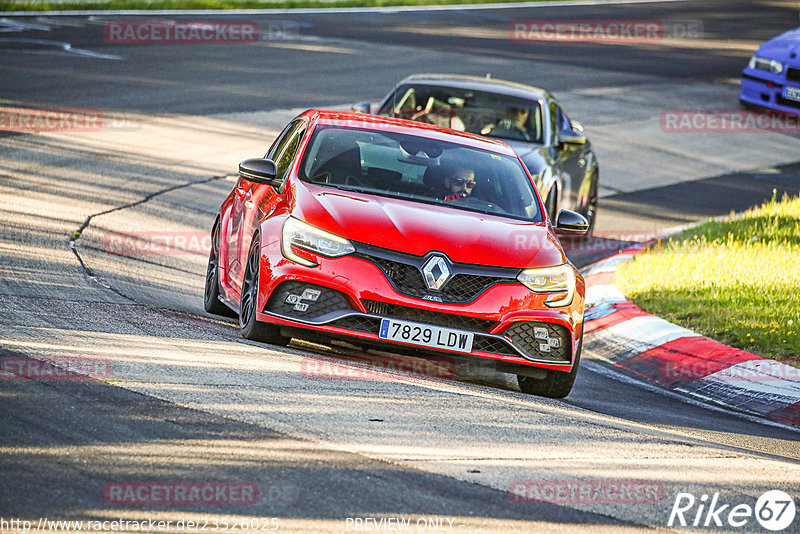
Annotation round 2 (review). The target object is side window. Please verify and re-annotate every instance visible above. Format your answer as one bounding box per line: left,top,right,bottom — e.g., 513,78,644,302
548,101,559,142
378,87,416,117
273,122,306,182
555,106,572,132
265,121,297,160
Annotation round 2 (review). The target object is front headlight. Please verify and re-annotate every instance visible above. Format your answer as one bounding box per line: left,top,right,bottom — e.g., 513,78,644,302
517,264,576,308
281,217,355,267
748,55,783,74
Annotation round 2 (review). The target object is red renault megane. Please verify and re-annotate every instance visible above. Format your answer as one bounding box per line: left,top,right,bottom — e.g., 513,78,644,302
204,110,589,397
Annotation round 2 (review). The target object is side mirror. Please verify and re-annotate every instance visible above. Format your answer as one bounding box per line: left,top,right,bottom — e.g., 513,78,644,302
559,130,587,146
554,209,589,236
571,120,584,133
351,101,372,114
239,158,280,186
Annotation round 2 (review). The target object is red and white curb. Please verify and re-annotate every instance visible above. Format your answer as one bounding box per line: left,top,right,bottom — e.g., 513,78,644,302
581,248,800,427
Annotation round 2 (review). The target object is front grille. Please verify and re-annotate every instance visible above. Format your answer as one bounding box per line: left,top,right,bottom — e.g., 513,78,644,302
473,336,517,356
363,300,498,332
330,313,518,357
354,243,520,304
445,274,504,303
786,68,800,83
329,315,381,333
265,281,353,320
776,96,800,110
742,73,782,88
367,256,430,299
326,311,575,363
504,322,571,362
363,255,514,303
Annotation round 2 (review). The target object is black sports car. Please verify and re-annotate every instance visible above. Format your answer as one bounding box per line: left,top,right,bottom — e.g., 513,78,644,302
358,74,599,233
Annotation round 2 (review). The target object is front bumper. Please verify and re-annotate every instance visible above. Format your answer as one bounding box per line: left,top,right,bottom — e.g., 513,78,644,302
740,67,800,114
255,240,584,373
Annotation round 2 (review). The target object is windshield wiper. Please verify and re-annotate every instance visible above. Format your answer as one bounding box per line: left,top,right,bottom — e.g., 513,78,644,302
313,182,363,193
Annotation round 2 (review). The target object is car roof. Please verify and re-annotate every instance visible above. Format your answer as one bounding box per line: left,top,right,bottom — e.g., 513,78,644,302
302,109,519,157
396,74,549,101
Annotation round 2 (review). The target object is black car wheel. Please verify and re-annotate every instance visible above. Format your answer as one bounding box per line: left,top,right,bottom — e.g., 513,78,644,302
240,236,291,346
204,222,235,317
517,333,582,398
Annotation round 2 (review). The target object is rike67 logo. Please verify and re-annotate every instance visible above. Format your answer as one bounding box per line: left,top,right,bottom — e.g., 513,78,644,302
668,490,796,531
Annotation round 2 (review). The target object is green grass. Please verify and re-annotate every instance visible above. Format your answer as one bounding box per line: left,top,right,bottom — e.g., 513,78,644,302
0,0,553,11
615,193,800,365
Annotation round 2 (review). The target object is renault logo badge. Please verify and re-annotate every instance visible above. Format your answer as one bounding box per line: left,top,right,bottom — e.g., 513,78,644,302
421,255,450,291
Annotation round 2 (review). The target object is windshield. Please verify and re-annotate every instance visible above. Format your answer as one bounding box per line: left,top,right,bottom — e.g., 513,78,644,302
376,84,544,144
298,125,543,222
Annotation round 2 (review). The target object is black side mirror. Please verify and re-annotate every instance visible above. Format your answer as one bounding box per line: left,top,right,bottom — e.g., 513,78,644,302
554,209,589,236
239,158,280,186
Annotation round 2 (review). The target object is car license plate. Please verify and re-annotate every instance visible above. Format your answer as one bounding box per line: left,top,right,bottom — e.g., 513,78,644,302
783,85,800,102
379,318,474,353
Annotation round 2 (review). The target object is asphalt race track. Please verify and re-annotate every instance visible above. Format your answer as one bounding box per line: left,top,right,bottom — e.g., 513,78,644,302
1,0,800,532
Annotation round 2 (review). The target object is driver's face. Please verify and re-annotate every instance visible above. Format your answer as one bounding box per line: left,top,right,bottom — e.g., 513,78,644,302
448,168,475,194
514,108,529,126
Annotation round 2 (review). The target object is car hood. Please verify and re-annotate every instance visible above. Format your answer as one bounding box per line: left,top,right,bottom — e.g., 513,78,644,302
291,181,566,268
489,139,550,176
491,138,541,160
757,27,800,60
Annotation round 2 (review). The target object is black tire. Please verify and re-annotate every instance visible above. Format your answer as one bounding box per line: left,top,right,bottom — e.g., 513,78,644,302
239,236,291,346
517,333,582,398
204,222,236,317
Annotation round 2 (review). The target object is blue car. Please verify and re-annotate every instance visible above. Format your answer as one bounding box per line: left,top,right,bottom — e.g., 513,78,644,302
741,24,800,114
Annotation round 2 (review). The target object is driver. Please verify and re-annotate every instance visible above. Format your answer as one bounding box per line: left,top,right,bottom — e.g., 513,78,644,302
483,106,531,141
442,166,476,201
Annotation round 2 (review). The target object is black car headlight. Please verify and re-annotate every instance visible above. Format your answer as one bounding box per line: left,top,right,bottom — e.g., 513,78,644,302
281,217,355,267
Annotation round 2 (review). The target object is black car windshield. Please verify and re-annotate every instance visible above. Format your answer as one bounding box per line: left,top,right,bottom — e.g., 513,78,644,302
298,125,543,222
376,84,544,144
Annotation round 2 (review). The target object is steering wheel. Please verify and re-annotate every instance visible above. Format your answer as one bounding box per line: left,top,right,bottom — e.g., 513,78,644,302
454,196,508,214
309,171,332,183
410,111,433,124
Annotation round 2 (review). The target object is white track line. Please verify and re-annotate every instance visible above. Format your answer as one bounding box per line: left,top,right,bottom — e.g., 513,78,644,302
581,359,800,435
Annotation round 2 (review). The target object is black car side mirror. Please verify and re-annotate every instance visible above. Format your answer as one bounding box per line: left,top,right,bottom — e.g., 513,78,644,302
554,209,589,236
239,158,280,187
